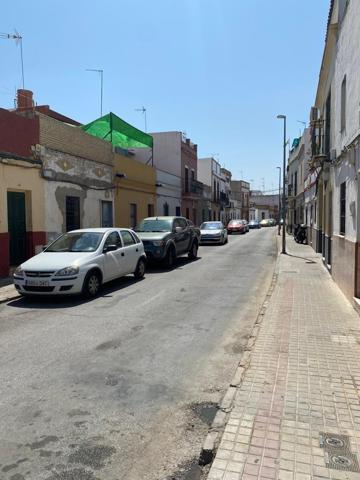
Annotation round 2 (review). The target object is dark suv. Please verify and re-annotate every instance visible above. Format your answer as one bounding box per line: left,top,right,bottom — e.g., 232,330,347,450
135,216,200,268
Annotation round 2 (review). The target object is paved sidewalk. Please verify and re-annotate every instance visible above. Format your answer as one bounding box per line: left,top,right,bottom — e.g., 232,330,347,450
0,280,20,303
208,237,360,480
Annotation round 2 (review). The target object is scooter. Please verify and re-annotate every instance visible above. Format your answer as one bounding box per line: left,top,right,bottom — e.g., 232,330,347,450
294,224,307,244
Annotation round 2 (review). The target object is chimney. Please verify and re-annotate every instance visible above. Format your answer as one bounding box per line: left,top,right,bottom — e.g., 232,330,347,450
17,89,34,109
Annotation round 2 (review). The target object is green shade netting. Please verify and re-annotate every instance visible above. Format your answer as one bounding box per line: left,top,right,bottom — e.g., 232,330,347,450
81,112,153,149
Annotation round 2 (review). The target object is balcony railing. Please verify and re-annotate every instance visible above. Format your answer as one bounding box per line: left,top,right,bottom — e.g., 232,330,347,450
184,179,203,195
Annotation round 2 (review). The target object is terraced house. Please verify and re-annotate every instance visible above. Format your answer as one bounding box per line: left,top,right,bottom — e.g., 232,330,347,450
308,0,360,302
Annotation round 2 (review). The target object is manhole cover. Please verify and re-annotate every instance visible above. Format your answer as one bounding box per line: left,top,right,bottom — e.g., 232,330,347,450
332,455,353,467
320,433,350,452
326,437,345,448
325,452,360,472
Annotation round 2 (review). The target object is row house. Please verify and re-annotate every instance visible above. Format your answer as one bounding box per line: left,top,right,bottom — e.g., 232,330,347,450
0,89,115,277
198,157,222,221
307,0,360,301
249,193,279,221
287,129,311,233
231,180,250,221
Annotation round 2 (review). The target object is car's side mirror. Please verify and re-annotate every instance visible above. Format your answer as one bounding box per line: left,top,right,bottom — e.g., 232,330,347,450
104,244,118,253
175,226,183,233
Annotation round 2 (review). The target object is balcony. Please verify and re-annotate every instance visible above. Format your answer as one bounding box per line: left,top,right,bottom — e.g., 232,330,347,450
184,179,203,196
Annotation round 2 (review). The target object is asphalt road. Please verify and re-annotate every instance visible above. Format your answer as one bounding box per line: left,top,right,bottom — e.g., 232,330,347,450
0,228,277,480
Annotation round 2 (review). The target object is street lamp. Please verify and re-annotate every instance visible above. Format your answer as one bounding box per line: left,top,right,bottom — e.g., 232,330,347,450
277,114,287,254
276,166,281,236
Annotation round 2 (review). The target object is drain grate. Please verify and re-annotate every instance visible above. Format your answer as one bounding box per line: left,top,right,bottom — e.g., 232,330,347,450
320,433,360,473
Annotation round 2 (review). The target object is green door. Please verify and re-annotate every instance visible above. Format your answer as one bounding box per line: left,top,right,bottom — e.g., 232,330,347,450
7,192,27,265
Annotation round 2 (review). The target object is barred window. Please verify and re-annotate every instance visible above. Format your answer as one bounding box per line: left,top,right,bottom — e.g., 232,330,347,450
340,182,346,235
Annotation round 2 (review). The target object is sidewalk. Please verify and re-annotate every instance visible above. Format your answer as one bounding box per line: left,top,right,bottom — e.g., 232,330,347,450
208,237,360,480
0,278,20,303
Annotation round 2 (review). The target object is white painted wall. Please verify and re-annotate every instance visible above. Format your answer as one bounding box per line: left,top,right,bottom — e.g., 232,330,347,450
198,158,212,186
330,0,360,242
156,169,182,216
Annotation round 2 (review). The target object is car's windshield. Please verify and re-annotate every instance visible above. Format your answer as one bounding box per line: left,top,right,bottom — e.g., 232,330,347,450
46,232,104,252
229,220,240,225
200,222,223,230
135,219,173,232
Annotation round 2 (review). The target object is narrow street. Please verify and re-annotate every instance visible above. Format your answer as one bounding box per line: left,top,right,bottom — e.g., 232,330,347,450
0,229,276,480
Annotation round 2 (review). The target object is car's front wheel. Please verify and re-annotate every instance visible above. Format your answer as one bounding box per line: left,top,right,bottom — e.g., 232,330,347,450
188,241,198,259
83,270,101,298
164,246,176,268
134,258,146,279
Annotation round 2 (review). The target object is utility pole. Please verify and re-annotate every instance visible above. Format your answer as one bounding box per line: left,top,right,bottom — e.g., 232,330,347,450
86,69,103,116
135,106,147,132
1,30,24,89
277,114,287,254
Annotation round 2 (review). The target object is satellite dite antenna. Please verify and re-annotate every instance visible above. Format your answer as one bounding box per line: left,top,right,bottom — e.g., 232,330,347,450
86,69,103,116
135,106,147,132
1,29,24,89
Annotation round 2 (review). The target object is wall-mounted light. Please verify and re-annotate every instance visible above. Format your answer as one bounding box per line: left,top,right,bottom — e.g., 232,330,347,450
116,172,126,178
155,182,163,187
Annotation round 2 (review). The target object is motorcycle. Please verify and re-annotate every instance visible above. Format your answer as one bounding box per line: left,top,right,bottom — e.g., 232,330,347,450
294,224,307,244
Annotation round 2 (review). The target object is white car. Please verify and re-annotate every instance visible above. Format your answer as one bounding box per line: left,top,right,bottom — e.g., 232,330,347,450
200,221,228,245
13,228,147,297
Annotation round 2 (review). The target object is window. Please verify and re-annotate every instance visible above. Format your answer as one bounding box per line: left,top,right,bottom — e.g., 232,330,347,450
186,207,190,219
341,75,346,132
163,202,169,216
185,167,189,192
213,180,216,201
340,181,346,235
130,203,137,228
191,169,195,182
176,206,181,216
147,204,154,217
104,231,121,248
101,201,113,227
121,230,136,246
66,196,80,231
294,172,298,196
262,212,265,220
130,231,141,244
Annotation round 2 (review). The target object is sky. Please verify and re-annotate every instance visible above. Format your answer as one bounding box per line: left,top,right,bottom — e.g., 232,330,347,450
1,0,330,192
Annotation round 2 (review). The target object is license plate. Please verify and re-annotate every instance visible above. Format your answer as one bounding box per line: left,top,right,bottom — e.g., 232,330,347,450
25,279,50,287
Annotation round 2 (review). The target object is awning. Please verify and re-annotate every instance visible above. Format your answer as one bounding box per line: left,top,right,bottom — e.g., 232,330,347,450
81,112,153,149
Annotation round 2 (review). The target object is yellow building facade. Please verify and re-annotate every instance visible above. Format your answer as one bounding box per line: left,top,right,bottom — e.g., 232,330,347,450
114,153,157,228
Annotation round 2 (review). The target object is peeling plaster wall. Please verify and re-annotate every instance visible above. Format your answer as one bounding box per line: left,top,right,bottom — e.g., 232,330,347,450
41,147,114,242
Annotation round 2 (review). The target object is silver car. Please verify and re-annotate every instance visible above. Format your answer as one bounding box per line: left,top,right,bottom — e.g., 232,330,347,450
200,221,228,245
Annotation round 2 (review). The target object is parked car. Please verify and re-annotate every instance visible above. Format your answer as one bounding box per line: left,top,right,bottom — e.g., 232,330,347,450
268,218,276,226
200,221,228,245
241,220,249,232
135,216,200,268
248,220,261,229
227,219,246,234
13,228,147,297
260,219,271,227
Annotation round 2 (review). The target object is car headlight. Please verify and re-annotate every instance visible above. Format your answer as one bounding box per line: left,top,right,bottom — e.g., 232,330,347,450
55,266,79,276
14,266,24,278
152,240,165,246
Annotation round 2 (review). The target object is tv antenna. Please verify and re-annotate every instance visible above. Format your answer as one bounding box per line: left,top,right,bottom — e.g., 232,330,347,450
86,68,103,116
1,30,24,89
135,106,147,132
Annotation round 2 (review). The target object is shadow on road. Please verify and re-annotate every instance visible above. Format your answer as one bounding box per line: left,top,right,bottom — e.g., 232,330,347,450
6,276,145,309
146,256,201,274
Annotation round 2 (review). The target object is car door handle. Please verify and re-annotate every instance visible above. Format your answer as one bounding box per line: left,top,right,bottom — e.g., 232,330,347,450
121,252,125,257
136,248,138,252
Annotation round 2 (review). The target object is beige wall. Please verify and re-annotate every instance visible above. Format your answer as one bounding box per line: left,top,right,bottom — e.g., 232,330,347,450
0,159,45,233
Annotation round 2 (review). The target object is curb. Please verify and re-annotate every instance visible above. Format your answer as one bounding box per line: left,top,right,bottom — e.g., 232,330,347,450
0,289,20,305
199,261,279,467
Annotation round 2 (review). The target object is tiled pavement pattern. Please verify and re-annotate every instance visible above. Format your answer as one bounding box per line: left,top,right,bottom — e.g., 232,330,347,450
208,238,360,480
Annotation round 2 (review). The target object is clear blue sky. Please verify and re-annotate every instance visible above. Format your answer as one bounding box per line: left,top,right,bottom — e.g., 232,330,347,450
1,0,329,192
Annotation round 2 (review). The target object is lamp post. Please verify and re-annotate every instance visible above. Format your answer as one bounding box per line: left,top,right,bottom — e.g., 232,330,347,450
277,114,287,254
276,166,281,236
